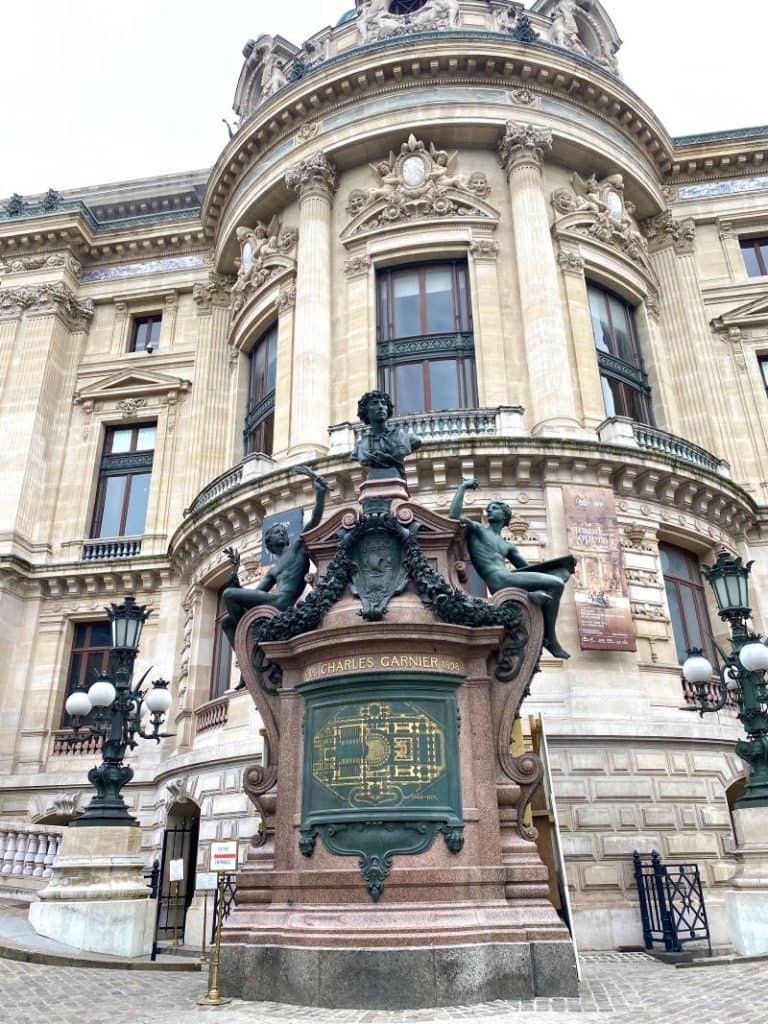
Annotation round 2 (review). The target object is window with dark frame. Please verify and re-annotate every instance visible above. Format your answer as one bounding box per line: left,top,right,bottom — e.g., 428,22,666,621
91,423,156,539
759,355,768,395
210,590,236,699
389,0,428,13
244,324,278,456
130,314,162,352
659,543,717,667
61,621,112,726
376,261,478,415
740,237,768,278
587,281,653,426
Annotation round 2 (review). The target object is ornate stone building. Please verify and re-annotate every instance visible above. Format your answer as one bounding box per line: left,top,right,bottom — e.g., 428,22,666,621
1,0,767,951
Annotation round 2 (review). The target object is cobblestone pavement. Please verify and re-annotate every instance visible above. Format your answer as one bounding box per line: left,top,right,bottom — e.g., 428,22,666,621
1,952,767,1024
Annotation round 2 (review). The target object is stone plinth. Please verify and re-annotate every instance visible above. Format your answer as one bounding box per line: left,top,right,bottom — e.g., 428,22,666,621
28,825,154,958
228,494,577,1007
726,806,768,955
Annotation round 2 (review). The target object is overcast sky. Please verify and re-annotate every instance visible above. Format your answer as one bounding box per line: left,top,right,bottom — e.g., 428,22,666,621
1,1,766,199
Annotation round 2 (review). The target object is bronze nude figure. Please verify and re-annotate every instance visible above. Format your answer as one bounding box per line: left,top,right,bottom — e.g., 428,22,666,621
450,479,575,660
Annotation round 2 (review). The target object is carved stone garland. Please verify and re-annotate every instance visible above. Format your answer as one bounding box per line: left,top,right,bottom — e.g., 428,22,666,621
230,218,298,315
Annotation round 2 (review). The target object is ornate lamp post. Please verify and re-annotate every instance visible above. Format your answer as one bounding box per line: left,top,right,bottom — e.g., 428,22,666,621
682,549,768,809
64,596,172,826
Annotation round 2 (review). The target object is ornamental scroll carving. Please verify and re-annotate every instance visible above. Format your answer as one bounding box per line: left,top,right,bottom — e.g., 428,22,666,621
342,134,497,241
357,0,460,43
551,172,652,272
0,282,94,330
231,218,298,315
0,252,82,277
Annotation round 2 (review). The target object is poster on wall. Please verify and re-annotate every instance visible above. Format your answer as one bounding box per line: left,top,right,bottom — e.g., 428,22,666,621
562,485,636,652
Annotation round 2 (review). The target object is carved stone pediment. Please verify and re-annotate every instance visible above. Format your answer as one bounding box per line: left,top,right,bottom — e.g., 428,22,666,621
231,217,298,316
342,134,498,243
533,0,621,75
356,0,461,44
74,369,191,411
233,34,299,119
551,172,652,275
711,295,768,338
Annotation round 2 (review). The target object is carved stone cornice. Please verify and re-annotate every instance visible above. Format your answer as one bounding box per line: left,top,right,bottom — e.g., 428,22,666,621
557,249,584,275
0,252,82,277
285,150,337,202
641,211,696,256
0,282,94,330
193,272,234,313
498,122,553,175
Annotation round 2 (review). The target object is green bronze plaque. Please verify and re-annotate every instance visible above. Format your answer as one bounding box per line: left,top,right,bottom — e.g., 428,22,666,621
298,673,464,900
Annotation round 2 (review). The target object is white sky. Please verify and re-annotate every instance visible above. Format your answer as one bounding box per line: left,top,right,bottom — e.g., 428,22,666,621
1,1,766,199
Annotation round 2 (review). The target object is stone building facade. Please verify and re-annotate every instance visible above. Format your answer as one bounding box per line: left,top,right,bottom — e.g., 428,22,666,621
1,0,768,950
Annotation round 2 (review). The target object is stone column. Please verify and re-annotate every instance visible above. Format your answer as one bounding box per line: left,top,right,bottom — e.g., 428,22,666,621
341,255,375,422
272,281,297,459
468,239,509,408
285,151,336,457
555,248,605,429
498,122,579,435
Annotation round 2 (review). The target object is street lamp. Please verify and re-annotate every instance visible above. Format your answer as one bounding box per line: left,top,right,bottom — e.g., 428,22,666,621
63,596,172,827
682,549,768,809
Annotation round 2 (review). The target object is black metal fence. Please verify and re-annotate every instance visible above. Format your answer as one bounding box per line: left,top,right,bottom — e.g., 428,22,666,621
211,873,238,943
633,850,712,955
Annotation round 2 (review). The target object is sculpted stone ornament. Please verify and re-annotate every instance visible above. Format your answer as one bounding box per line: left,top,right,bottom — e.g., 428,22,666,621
357,0,459,43
351,389,422,479
220,467,330,647
285,150,337,200
498,122,553,174
450,480,575,659
231,217,298,314
551,172,649,267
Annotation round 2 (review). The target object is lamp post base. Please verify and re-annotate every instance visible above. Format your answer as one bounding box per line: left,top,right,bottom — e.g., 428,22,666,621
70,760,138,827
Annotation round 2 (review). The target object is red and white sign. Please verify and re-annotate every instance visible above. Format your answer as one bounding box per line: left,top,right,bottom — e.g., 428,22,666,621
210,841,238,873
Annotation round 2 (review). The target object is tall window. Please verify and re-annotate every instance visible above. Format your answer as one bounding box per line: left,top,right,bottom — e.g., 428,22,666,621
210,590,238,699
377,261,477,415
62,621,112,725
91,424,156,538
660,543,717,666
588,282,653,425
740,237,768,278
244,324,277,455
130,314,162,352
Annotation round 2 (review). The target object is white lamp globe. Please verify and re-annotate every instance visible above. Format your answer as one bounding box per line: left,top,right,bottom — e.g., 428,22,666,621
65,690,92,718
88,678,116,708
145,685,172,714
682,654,713,684
739,642,768,673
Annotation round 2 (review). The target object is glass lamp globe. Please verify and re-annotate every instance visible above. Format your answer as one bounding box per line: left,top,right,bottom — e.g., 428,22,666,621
65,690,92,718
88,678,116,708
145,683,172,714
682,654,713,684
739,642,768,673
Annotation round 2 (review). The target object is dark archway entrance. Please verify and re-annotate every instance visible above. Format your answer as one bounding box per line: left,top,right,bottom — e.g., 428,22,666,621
156,800,199,945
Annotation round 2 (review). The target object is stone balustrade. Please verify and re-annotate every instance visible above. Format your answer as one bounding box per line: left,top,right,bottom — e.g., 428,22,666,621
81,537,142,561
52,730,103,756
330,405,526,453
681,677,739,712
195,695,230,734
0,822,64,883
632,423,729,475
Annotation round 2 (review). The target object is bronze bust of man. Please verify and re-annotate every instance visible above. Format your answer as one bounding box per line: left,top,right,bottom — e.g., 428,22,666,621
351,390,421,479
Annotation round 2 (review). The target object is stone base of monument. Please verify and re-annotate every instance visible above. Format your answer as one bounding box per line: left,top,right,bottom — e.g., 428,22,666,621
28,825,154,958
725,806,768,956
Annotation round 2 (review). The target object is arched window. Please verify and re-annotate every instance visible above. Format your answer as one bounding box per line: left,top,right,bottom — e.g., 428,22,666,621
377,261,477,415
587,282,653,425
244,323,277,455
389,0,428,13
659,543,716,665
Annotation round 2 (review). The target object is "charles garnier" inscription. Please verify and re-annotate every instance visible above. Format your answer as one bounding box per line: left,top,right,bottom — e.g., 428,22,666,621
303,653,462,682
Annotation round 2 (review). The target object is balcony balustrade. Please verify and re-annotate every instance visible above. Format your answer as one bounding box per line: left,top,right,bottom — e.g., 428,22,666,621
81,537,142,561
0,822,64,885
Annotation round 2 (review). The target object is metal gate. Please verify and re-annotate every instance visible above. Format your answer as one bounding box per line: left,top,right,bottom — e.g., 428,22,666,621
210,873,238,943
633,850,712,955
152,819,199,953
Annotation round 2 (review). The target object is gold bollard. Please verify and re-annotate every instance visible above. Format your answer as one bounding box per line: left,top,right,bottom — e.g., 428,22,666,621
199,891,209,965
197,873,232,1006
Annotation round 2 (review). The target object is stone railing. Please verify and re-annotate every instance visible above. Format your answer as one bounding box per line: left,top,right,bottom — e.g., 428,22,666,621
330,405,526,454
0,822,64,882
82,537,142,561
51,730,103,756
681,677,739,712
632,424,728,475
195,696,230,734
185,453,277,518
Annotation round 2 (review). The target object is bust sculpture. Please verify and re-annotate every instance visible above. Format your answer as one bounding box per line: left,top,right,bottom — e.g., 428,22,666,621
450,479,575,660
351,390,422,479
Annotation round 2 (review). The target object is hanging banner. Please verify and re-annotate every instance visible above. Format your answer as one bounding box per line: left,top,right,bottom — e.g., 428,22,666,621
562,485,636,652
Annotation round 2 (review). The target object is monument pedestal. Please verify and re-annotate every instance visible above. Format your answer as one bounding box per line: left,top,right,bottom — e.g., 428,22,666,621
28,825,154,958
726,805,768,956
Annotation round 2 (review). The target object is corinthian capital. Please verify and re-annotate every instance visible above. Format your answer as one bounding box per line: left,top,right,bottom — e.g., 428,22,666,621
0,282,94,330
285,150,337,201
498,122,553,175
640,211,696,255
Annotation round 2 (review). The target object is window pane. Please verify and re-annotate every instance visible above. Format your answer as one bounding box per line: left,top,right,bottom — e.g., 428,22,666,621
680,586,705,652
660,544,692,579
109,429,133,454
124,474,151,535
395,362,425,414
149,318,162,346
589,288,611,353
741,241,763,277
68,652,83,688
429,359,461,410
760,358,768,389
265,331,277,393
601,375,617,417
424,267,454,333
136,426,156,451
665,580,688,663
456,267,470,331
89,622,113,648
462,358,478,406
393,271,421,337
98,476,127,536
608,295,635,364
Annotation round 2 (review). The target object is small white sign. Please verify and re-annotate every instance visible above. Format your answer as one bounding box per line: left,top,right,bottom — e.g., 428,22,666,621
210,841,238,873
196,871,217,891
169,858,184,882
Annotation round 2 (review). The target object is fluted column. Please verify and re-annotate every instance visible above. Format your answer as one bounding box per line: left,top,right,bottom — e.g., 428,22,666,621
556,248,605,429
498,123,579,434
285,151,336,456
468,240,510,407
